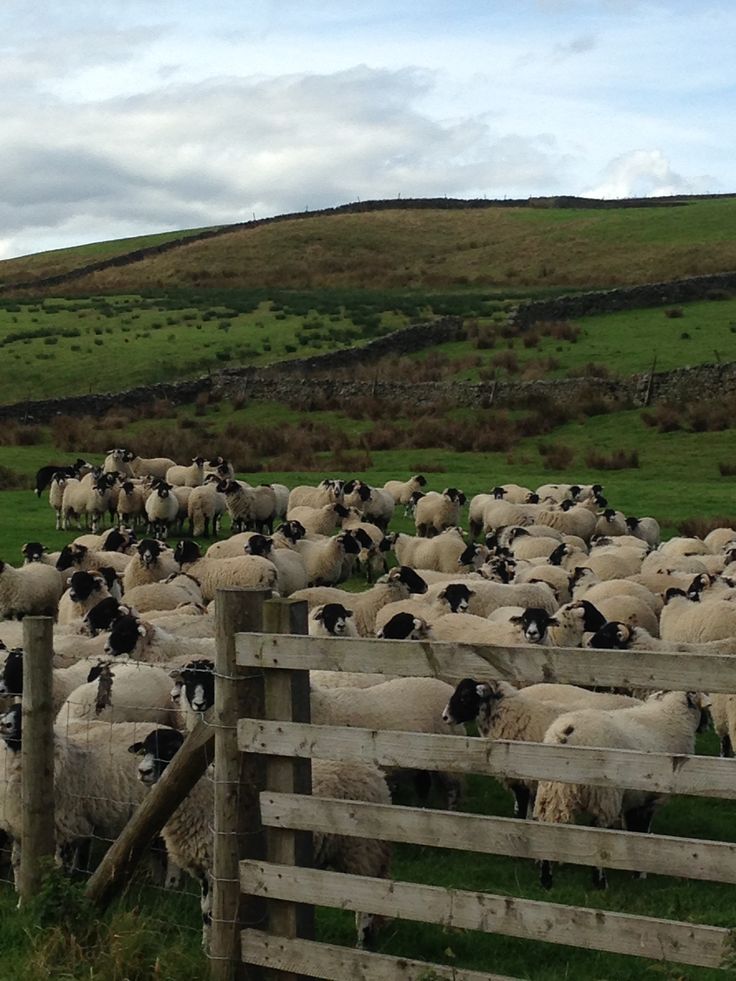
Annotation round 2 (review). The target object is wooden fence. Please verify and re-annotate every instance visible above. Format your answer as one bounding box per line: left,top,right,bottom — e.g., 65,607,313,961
14,591,736,980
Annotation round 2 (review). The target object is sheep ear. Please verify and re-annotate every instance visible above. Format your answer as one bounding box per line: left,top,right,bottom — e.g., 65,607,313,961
128,742,145,755
465,587,475,597
313,606,325,622
375,628,385,638
509,615,523,625
475,683,492,700
169,668,182,680
345,610,354,619
437,588,448,600
547,616,559,627
137,624,146,636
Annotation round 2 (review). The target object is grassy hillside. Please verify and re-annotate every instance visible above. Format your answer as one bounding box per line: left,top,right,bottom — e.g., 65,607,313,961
3,197,736,297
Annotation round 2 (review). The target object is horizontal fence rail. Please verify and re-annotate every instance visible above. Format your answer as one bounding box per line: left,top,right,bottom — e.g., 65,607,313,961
240,860,735,969
235,631,736,692
239,720,736,800
241,930,522,981
259,792,736,885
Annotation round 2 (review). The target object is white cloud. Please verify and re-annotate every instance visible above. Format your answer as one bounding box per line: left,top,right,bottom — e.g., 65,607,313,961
584,149,715,198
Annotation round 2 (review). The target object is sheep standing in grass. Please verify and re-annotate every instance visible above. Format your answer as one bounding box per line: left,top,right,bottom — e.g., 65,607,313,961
382,474,427,505
165,457,206,488
243,534,308,595
533,690,709,888
145,483,180,538
187,478,226,537
130,727,392,949
49,473,68,530
442,679,639,818
293,532,361,587
414,488,466,537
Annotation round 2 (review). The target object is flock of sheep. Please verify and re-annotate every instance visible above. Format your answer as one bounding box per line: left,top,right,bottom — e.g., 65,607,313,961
2,452,736,945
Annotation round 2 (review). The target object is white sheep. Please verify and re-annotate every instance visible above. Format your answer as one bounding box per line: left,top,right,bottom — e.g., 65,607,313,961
414,488,465,537
131,728,392,947
122,540,179,592
126,453,177,480
660,590,736,643
442,679,639,818
391,527,470,573
311,676,463,808
514,563,572,605
173,540,278,602
243,534,308,595
57,570,111,626
425,579,558,618
123,574,203,613
0,560,64,619
290,566,427,636
187,479,226,537
104,614,214,663
56,542,130,577
533,690,708,888
144,483,180,538
382,474,427,504
287,503,348,536
55,661,180,729
49,472,68,530
294,532,361,587
288,482,342,511
165,457,206,488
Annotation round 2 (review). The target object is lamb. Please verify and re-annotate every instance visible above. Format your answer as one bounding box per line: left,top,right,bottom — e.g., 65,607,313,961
187,479,226,538
172,540,278,602
533,690,709,888
286,503,350,536
57,571,111,625
104,614,214,663
144,482,180,538
442,679,639,818
414,488,466,537
116,480,149,529
290,566,427,636
0,559,64,619
660,589,736,643
130,727,391,949
122,539,179,592
165,457,205,488
382,474,427,504
293,532,361,587
310,677,463,808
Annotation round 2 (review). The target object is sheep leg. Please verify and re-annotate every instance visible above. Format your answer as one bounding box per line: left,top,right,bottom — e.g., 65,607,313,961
200,872,213,950
538,859,554,889
623,804,656,880
511,784,531,819
355,911,377,949
589,818,608,889
720,732,733,758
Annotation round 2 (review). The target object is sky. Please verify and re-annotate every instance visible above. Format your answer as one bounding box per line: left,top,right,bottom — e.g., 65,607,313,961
2,0,734,259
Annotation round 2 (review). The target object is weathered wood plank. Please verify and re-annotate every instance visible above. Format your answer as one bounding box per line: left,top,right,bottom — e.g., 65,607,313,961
240,931,520,981
262,597,314,971
238,721,736,799
260,792,736,884
20,616,55,903
235,632,736,692
240,860,733,969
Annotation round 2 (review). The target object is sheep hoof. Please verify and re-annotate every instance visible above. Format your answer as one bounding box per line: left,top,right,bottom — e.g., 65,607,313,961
591,868,608,890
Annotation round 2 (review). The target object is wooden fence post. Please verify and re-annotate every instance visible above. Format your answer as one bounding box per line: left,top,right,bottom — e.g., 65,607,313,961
211,587,270,981
261,598,314,979
19,616,55,904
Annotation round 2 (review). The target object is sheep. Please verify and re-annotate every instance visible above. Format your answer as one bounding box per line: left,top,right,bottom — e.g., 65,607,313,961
583,546,645,580
660,589,736,643
83,472,118,534
48,472,69,530
187,479,226,538
172,540,278,602
104,614,214,663
286,503,349,536
142,482,179,537
0,560,64,619
122,539,179,592
0,708,154,886
587,594,660,637
574,575,662,615
509,533,561,562
391,527,471,573
310,677,463,808
56,543,130,577
431,609,556,648
115,480,149,529
533,690,709,888
288,482,342,511
243,534,307,596
219,480,255,534
165,457,205,488
535,505,598,543
122,452,177,480
382,474,427,504
624,515,660,548
130,727,391,949
546,599,607,648
442,679,640,818
424,579,558,618
123,574,203,613
55,661,180,730
60,475,93,531
0,648,114,714
309,603,358,638
270,482,290,521
491,483,536,505
708,694,736,758
588,621,736,657
204,532,260,558
514,563,572,605
704,527,736,554
293,532,361,587
593,508,628,538
414,488,466,537
57,571,111,625
290,566,428,636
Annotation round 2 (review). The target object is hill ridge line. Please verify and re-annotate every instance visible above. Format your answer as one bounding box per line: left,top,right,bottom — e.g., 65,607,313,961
1,193,724,294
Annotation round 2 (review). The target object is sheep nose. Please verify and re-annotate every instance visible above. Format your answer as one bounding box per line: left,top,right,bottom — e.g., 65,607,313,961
103,642,112,655
192,700,207,712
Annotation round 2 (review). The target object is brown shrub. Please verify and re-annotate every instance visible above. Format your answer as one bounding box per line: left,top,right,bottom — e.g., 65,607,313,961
0,465,29,490
537,321,581,342
718,462,736,477
491,350,520,374
641,403,684,433
664,307,684,318
409,460,446,473
538,441,575,470
678,515,736,538
568,362,611,379
585,448,640,470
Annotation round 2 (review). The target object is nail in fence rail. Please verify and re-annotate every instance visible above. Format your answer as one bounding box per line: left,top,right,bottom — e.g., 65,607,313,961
19,616,55,904
229,628,736,977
